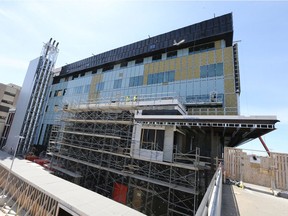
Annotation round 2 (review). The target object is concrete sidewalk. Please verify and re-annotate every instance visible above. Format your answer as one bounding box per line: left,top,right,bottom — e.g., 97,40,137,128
222,182,288,216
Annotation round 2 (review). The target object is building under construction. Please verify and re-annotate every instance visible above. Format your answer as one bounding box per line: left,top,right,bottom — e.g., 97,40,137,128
2,13,278,215
48,97,277,215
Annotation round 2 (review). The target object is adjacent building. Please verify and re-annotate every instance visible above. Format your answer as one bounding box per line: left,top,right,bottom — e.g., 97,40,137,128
0,83,21,147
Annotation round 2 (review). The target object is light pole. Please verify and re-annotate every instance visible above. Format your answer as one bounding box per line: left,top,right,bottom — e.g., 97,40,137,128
0,136,25,205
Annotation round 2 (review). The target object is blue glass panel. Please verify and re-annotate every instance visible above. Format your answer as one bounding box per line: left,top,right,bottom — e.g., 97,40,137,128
168,71,175,82
208,64,216,77
200,65,208,78
113,79,122,89
96,82,104,91
84,85,90,93
216,63,223,76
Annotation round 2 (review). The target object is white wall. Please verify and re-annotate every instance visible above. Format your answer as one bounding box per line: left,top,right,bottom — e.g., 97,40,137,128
3,57,40,153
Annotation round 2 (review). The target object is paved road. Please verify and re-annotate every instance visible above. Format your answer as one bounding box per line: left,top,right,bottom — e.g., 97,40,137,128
222,182,288,216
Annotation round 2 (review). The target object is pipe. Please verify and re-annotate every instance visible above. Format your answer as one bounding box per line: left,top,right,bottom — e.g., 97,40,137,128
259,136,271,157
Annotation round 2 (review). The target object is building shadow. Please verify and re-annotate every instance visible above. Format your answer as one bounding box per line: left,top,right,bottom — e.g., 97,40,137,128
222,183,240,216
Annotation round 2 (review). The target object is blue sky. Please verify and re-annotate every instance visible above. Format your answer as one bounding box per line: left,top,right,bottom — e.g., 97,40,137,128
0,0,287,153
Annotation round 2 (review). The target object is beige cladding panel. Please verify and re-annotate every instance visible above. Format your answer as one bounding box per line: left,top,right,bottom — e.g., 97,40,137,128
187,55,193,79
89,74,103,100
175,58,181,81
207,51,215,65
200,52,207,65
193,54,200,79
143,48,228,83
223,46,234,76
181,56,188,80
224,78,235,93
215,40,222,49
215,49,223,63
169,58,176,70
159,61,164,72
225,94,237,108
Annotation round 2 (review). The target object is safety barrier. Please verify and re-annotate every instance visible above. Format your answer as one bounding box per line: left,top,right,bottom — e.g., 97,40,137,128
195,164,222,216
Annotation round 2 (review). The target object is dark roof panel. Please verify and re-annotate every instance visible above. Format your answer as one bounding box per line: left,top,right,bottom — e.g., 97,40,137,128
60,13,233,76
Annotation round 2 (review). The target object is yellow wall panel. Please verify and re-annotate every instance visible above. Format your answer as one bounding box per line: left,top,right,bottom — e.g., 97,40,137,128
201,52,207,66
169,58,176,70
225,94,237,108
89,74,103,100
187,55,193,79
181,57,187,80
215,40,221,49
207,51,215,64
144,53,221,83
174,58,181,80
193,54,200,78
163,60,170,71
153,62,159,73
224,79,235,93
224,47,234,76
215,49,223,63
224,62,233,76
159,61,164,72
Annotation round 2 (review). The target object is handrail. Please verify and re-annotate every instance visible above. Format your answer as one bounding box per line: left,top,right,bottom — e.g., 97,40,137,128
195,164,222,216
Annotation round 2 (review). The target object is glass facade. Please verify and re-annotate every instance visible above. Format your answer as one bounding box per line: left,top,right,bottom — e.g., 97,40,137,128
38,14,239,145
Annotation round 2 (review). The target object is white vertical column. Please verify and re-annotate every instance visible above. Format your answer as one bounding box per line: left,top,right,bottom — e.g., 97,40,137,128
163,126,175,162
131,123,142,158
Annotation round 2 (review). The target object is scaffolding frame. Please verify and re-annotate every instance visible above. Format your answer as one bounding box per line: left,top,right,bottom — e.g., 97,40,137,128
18,38,59,154
48,100,211,216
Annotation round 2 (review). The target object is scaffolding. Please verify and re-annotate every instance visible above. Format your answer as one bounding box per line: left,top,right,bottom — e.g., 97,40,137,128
18,38,59,154
48,98,212,216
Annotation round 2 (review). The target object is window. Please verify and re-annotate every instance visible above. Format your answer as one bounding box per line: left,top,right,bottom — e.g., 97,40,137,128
72,74,78,80
152,54,162,61
216,63,223,76
54,105,59,112
147,71,175,85
73,86,83,94
1,100,13,105
167,51,177,59
54,90,62,97
63,88,67,96
189,42,215,54
150,44,156,49
135,58,144,65
208,64,216,77
84,85,90,93
120,62,128,68
103,65,114,72
4,91,15,97
96,82,104,92
141,129,164,151
80,72,85,77
113,79,122,89
129,76,143,87
200,63,223,78
49,91,52,97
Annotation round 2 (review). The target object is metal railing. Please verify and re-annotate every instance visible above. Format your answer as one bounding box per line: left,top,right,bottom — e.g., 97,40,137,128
195,163,222,216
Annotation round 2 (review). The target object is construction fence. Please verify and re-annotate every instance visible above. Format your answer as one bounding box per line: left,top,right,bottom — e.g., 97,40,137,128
224,147,288,191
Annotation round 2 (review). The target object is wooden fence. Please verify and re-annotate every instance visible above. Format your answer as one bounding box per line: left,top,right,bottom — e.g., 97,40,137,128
224,147,288,191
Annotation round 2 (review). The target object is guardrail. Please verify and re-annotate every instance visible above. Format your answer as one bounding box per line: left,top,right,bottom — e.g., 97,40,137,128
195,164,222,216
